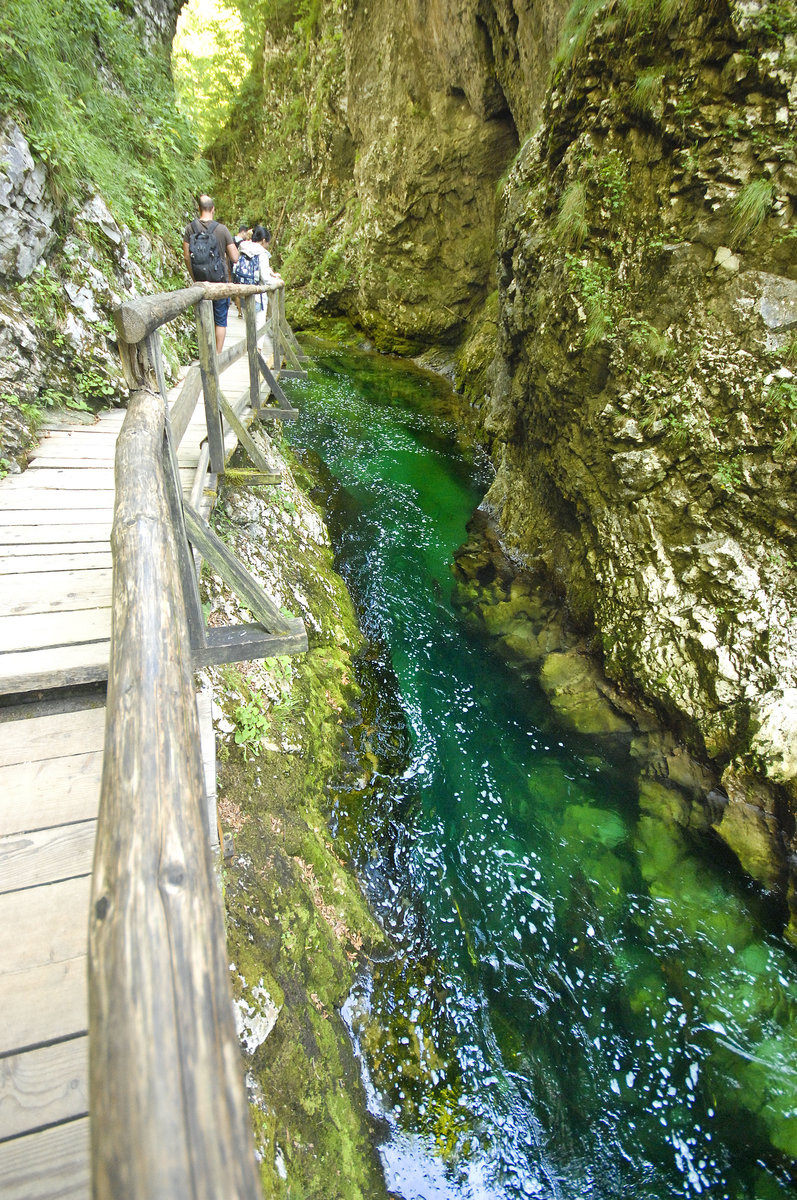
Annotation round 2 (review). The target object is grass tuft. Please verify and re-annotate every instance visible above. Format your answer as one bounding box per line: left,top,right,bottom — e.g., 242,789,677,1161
628,66,666,114
554,181,589,248
731,178,774,245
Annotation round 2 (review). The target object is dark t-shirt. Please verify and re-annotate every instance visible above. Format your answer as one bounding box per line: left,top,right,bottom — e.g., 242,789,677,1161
183,219,234,278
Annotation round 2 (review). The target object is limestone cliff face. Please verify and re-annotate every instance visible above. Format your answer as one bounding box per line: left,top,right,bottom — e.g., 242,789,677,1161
340,0,566,346
215,0,568,349
482,0,797,922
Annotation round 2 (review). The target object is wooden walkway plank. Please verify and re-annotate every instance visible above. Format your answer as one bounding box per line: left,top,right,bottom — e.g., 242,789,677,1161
0,570,112,617
0,708,106,766
0,643,110,695
1,469,115,491
0,553,112,575
0,820,96,895
0,750,102,836
0,492,115,512
0,526,112,547
0,875,92,975
0,957,87,1056
0,1117,90,1200
0,609,111,655
0,1038,89,1141
0,508,114,526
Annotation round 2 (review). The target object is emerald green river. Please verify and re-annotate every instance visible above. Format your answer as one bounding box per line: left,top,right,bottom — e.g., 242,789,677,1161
285,346,797,1200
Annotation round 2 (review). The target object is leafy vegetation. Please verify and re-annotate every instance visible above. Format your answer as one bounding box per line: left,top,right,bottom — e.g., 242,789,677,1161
764,373,797,453
566,253,614,346
594,149,629,213
234,692,270,755
755,0,797,40
0,0,206,232
172,0,254,150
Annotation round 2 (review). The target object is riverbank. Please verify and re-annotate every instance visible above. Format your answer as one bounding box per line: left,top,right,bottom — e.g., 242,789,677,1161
200,423,391,1199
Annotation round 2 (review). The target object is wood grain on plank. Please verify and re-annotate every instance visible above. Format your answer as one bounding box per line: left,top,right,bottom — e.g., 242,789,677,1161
0,492,115,512
0,750,102,836
0,956,87,1056
3,469,114,491
0,820,96,894
0,509,114,526
0,608,111,654
0,525,111,546
0,642,110,695
0,874,91,976
0,1115,90,1200
0,571,113,617
0,707,105,766
0,552,112,575
0,1038,89,1140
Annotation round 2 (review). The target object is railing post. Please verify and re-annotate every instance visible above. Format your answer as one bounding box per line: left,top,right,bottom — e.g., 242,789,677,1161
196,299,226,474
270,288,282,373
244,294,260,415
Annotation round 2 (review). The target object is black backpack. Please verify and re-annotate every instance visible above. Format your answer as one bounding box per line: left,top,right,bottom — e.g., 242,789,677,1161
188,219,227,283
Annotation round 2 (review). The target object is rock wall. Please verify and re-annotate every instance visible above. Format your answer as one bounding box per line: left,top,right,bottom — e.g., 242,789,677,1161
482,0,797,928
0,0,197,473
212,0,568,349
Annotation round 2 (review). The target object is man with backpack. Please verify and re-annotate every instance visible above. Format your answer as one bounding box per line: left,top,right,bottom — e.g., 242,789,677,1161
182,195,239,352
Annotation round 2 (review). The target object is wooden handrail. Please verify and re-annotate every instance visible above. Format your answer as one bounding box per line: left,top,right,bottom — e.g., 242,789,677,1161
90,285,307,1198
89,383,262,1198
115,281,282,344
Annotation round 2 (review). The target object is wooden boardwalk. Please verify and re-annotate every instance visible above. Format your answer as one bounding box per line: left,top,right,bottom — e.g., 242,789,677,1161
0,310,274,1197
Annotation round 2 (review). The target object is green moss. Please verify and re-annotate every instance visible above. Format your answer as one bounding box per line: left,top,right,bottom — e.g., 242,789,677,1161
207,449,390,1198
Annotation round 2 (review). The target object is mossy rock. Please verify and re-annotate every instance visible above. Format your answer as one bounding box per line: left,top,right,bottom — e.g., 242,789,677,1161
561,803,628,850
713,795,786,893
539,650,634,735
638,776,692,828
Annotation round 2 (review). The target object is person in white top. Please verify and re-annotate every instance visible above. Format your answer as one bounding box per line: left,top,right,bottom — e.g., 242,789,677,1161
238,225,283,309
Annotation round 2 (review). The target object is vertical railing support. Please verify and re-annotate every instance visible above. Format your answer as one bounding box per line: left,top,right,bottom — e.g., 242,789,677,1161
244,294,260,415
196,299,226,474
270,288,282,374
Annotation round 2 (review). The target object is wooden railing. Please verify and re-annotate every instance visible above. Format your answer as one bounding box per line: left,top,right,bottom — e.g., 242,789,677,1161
89,282,308,1198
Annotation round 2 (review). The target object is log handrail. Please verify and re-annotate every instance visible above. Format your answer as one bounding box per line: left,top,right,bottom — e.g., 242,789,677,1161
115,281,281,344
90,283,307,1198
89,383,262,1198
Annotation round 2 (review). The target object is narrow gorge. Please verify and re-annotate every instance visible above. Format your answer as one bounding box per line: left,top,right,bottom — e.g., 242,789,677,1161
208,0,797,934
1,0,796,1194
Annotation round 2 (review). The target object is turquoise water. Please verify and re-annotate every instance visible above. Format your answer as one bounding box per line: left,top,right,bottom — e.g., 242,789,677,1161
285,347,797,1200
